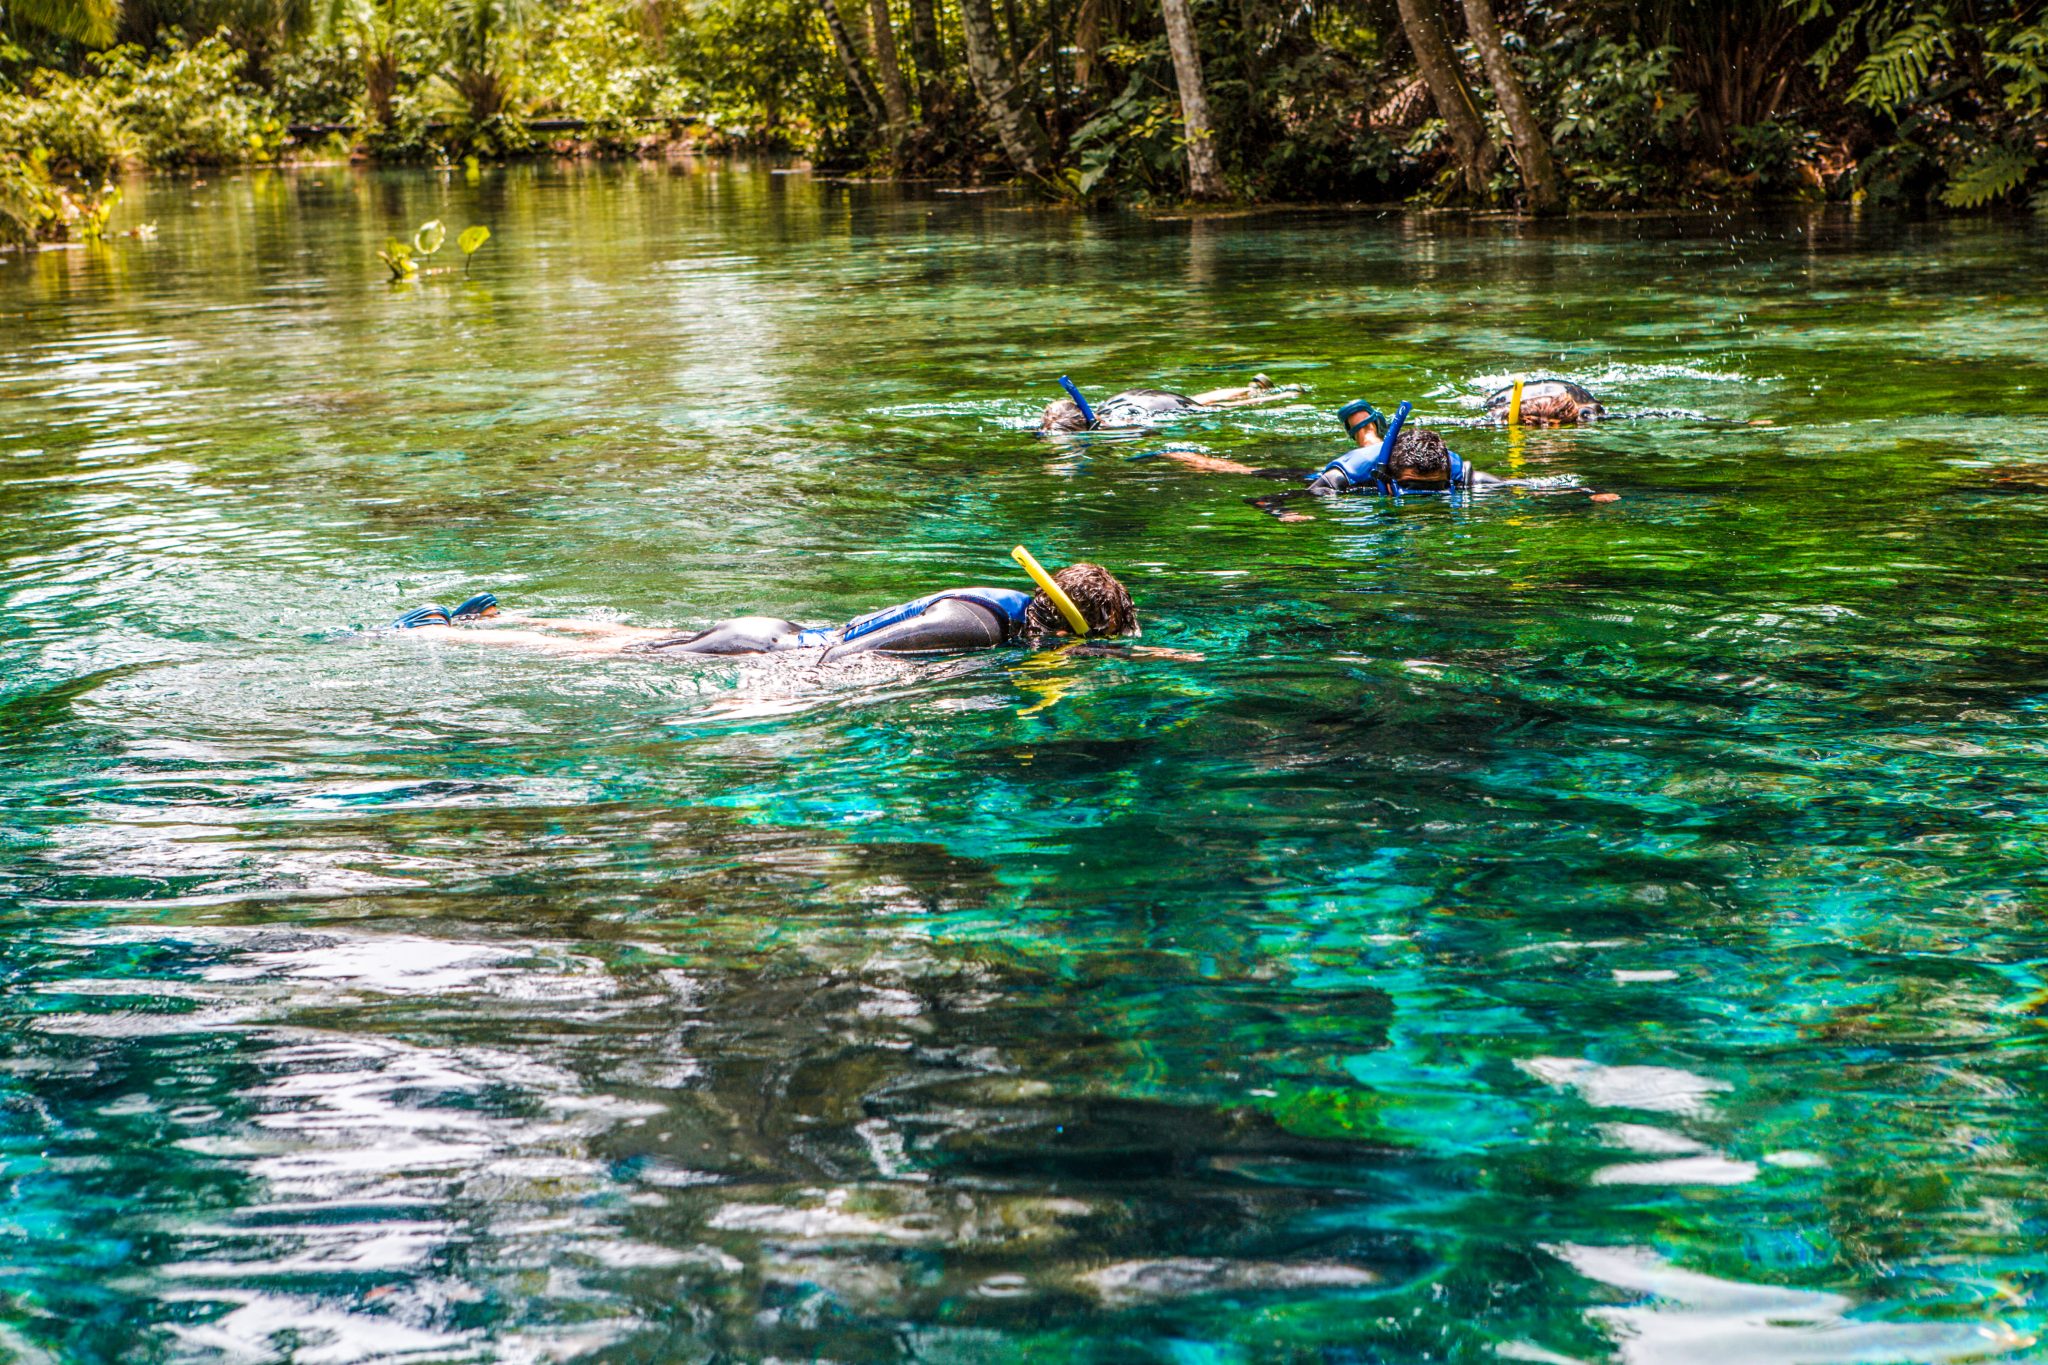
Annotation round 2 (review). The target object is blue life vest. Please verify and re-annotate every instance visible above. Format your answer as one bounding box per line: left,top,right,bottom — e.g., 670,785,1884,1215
799,587,1034,648
1314,442,1469,496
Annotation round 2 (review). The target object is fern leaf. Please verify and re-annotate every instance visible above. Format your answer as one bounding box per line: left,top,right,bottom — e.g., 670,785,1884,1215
1940,145,2038,208
1847,12,1954,113
1811,1,1876,82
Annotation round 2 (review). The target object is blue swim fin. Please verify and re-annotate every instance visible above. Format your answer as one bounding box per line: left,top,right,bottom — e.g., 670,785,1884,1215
390,605,452,629
451,592,499,620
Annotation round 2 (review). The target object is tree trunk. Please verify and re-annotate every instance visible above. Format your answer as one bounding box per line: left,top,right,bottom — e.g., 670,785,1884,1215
867,0,914,130
958,0,1055,178
1159,0,1223,198
907,0,946,102
1460,0,1560,213
818,0,885,124
1073,0,1103,89
1393,0,1493,199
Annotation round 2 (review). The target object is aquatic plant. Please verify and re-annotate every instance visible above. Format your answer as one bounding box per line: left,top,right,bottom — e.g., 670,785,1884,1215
377,215,491,279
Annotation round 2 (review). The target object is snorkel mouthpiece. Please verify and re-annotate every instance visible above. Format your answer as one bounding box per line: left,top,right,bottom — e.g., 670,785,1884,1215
1058,376,1097,428
1011,545,1092,636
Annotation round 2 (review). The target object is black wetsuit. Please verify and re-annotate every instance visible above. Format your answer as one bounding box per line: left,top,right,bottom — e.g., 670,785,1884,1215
636,587,1033,664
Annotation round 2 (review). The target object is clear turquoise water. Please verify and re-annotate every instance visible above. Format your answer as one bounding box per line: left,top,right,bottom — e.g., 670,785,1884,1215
3,164,2048,1362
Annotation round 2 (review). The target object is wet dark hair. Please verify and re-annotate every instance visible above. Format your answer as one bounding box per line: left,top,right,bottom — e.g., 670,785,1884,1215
1023,563,1137,637
1040,398,1094,434
1485,378,1603,422
1388,427,1452,483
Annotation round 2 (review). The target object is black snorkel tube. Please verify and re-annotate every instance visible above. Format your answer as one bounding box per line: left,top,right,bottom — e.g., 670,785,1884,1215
1059,376,1098,429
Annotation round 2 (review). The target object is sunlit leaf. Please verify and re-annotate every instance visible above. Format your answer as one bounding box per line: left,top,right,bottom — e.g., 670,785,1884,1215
458,225,491,255
413,218,446,255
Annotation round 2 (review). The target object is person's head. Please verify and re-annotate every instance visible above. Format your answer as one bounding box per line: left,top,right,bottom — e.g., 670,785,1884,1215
1023,562,1138,637
1040,398,1095,434
1336,399,1383,447
1491,379,1603,425
1386,428,1453,489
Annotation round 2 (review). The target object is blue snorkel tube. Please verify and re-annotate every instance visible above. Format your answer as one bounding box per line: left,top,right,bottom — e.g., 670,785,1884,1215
1059,376,1097,428
1318,400,1411,491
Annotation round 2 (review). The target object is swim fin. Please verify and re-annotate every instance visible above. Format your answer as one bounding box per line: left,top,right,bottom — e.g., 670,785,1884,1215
390,605,452,629
451,592,499,620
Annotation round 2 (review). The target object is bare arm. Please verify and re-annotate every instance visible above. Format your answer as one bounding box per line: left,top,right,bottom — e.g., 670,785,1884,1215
1152,450,1265,474
1189,382,1303,407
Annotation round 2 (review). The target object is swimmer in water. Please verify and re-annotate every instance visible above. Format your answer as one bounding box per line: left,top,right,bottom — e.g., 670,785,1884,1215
1484,378,1605,425
1040,373,1301,433
1148,398,1614,517
384,564,1139,662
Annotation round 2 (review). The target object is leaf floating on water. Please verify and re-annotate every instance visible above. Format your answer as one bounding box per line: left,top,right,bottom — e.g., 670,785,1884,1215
458,225,491,256
413,218,446,256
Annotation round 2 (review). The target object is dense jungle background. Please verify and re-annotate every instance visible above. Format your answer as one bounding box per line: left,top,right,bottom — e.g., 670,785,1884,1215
3,0,2045,239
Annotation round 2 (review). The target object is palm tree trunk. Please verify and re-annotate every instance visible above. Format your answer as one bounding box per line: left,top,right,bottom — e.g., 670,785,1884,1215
1460,0,1560,213
958,0,1054,178
1159,0,1223,198
819,0,885,124
1393,0,1493,199
867,0,914,130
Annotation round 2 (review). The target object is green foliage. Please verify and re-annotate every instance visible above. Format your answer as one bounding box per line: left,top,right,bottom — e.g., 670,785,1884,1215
1844,12,1952,114
1939,142,2039,206
1540,37,1695,204
0,148,59,243
1068,63,1184,202
379,215,488,278
3,0,120,44
0,31,283,174
0,67,135,176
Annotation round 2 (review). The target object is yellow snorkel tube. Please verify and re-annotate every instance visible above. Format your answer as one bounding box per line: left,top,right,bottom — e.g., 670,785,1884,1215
1011,545,1092,635
1508,377,1525,426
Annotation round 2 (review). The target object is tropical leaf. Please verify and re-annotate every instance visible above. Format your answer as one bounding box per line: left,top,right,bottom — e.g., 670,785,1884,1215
5,0,120,45
457,224,490,255
1846,13,1954,113
1939,144,2039,208
378,236,416,279
413,218,446,255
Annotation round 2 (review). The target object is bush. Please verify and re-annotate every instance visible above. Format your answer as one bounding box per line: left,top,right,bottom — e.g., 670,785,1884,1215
0,68,132,178
92,32,283,166
0,148,60,244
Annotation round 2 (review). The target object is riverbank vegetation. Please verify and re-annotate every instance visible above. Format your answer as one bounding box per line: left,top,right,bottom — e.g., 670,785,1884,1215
2,0,2044,241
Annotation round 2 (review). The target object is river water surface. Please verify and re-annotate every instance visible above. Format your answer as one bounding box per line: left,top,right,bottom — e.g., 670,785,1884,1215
3,165,2047,1362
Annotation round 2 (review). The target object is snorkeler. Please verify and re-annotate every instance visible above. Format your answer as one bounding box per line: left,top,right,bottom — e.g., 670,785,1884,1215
1150,401,1499,490
384,553,1139,663
1039,373,1301,433
1148,399,1615,517
1484,378,1604,425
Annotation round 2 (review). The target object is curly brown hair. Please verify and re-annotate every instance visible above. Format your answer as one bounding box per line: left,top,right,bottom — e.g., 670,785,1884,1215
1023,562,1137,637
1388,427,1452,483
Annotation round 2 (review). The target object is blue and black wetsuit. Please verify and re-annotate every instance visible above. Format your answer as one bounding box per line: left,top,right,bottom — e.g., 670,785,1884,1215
640,587,1034,663
1306,443,1478,495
